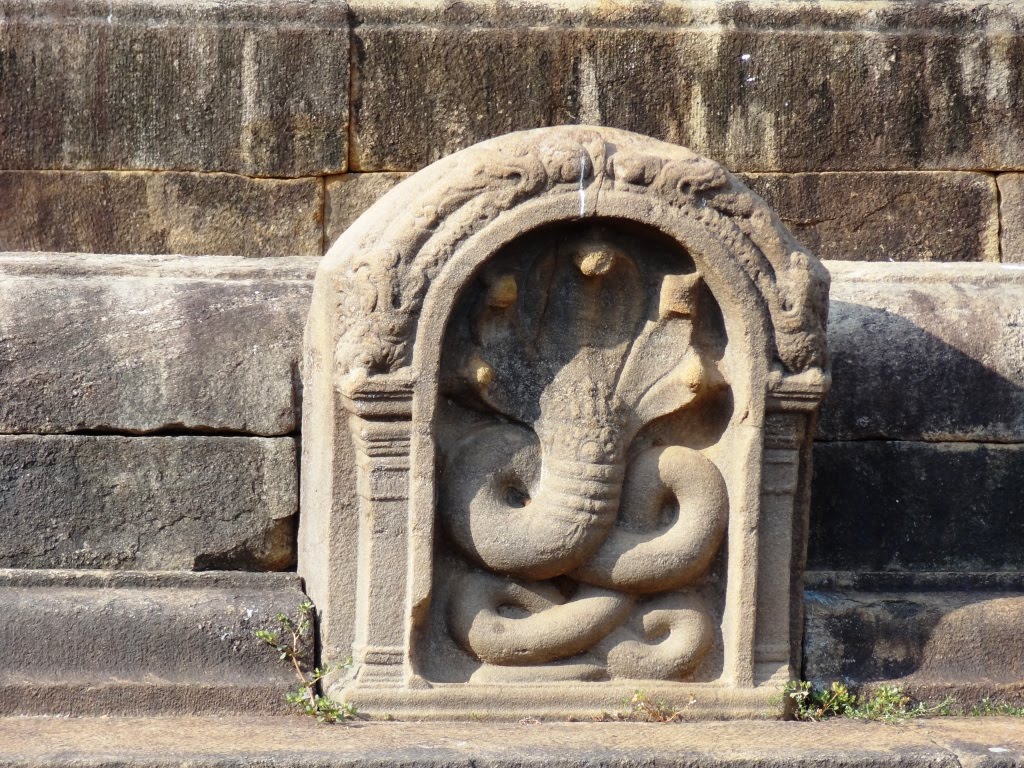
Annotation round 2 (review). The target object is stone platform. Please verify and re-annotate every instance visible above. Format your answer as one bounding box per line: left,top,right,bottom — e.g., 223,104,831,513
0,717,1021,768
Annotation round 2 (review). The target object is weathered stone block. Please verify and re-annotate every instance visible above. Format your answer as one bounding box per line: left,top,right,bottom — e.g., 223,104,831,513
330,173,1001,263
3,714,1023,766
0,0,348,176
741,174,998,262
819,262,1024,442
0,254,313,435
5,715,1024,766
804,586,1024,704
324,172,410,247
809,442,1024,573
0,435,297,570
0,570,310,715
998,174,1024,263
351,2,1024,172
303,127,829,719
0,172,323,256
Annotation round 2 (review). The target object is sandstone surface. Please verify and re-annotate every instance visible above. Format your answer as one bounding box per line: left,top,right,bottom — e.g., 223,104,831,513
0,171,323,256
0,715,1022,766
0,254,314,435
324,172,409,248
0,570,310,715
324,173,1001,263
350,1,1024,172
997,174,1024,263
742,173,998,263
0,0,349,175
819,262,1024,442
0,435,297,570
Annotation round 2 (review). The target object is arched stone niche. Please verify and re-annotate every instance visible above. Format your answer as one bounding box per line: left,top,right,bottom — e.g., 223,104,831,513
299,126,830,719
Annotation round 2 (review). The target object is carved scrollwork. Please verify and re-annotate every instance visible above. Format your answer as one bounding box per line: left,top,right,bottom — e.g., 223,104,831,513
331,127,829,385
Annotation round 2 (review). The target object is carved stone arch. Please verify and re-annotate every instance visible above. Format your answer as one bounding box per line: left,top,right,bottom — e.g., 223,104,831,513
300,126,829,720
328,127,827,382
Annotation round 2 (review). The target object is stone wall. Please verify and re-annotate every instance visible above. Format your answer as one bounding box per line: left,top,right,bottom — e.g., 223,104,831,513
1,0,1023,711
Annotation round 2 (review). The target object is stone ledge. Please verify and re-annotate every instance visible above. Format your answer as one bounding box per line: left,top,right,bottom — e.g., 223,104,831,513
0,716,1021,767
4,255,1023,443
0,570,310,716
0,254,314,435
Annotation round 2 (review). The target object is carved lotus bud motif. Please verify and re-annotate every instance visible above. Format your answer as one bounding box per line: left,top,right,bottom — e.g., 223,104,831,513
300,126,830,719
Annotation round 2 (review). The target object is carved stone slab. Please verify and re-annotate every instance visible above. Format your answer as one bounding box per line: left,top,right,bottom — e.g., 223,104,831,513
300,126,830,719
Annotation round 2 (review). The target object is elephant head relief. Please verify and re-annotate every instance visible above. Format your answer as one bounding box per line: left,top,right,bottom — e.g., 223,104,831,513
304,126,830,717
436,221,732,681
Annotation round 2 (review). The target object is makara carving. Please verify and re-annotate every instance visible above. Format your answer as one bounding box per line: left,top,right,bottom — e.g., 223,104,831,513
300,126,830,719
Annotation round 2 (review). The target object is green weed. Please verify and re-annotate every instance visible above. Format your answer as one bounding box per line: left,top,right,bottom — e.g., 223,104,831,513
783,681,1022,723
255,599,358,724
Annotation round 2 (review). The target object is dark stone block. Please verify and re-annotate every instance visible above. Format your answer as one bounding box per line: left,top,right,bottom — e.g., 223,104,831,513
741,173,998,263
819,263,1024,443
0,435,297,570
804,588,1024,704
809,441,1024,572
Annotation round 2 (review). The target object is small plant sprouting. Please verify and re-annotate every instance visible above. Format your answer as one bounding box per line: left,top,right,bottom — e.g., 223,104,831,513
594,690,695,723
254,599,358,724
968,698,1024,717
853,684,921,722
784,681,966,723
784,680,857,721
628,690,695,722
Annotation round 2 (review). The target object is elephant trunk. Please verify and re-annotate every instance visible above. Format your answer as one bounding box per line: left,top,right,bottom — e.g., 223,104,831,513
440,423,628,581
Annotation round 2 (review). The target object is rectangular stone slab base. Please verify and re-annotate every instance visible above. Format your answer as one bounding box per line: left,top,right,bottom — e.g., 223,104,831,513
331,681,784,721
0,569,310,715
3,716,1024,768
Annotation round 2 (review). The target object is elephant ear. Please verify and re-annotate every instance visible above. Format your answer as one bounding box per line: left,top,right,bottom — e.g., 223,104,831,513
632,351,725,426
615,271,726,429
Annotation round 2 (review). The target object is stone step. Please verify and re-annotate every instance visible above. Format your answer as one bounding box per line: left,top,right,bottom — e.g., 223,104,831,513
0,716,1021,767
0,570,311,715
